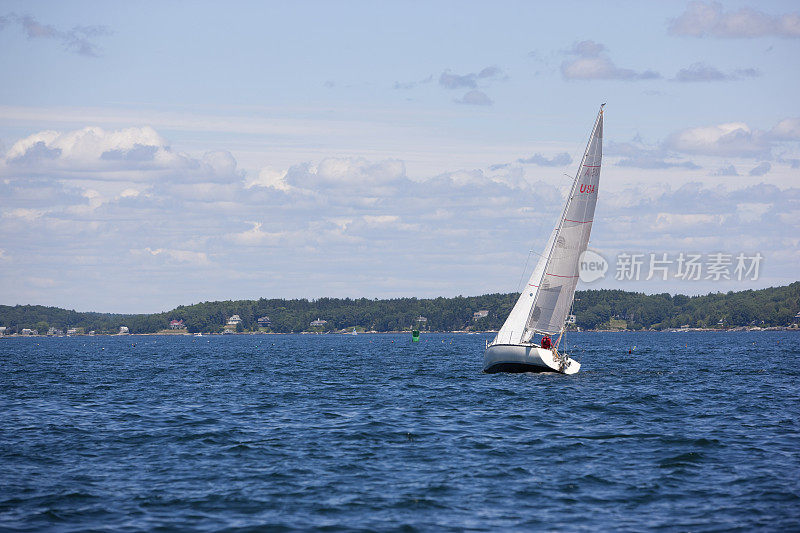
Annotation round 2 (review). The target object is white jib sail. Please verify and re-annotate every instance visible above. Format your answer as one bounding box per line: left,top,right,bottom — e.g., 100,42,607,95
494,106,604,344
494,229,556,345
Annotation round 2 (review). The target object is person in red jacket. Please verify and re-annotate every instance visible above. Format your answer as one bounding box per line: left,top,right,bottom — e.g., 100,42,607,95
541,335,551,350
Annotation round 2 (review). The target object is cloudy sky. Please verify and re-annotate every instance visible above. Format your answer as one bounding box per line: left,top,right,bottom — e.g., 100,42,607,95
1,1,798,313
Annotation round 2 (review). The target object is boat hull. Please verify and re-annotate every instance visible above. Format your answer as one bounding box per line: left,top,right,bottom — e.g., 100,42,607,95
483,344,580,375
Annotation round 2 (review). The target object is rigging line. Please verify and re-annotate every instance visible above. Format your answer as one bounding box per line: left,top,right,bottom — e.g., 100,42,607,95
514,209,549,294
515,250,534,294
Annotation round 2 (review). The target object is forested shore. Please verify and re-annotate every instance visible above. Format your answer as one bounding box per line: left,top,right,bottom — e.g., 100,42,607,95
1,283,798,335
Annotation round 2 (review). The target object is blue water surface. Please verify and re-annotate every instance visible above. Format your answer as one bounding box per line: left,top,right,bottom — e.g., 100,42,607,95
1,331,799,531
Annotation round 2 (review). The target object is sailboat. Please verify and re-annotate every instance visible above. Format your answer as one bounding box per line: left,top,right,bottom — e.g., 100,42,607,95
484,104,604,375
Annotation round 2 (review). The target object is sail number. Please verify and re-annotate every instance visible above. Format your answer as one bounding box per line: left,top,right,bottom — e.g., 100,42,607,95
579,183,596,194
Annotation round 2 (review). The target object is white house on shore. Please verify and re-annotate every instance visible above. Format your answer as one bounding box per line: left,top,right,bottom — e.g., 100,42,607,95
473,310,489,321
310,318,327,327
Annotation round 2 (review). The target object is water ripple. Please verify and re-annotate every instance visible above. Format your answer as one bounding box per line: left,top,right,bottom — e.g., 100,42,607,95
1,331,799,530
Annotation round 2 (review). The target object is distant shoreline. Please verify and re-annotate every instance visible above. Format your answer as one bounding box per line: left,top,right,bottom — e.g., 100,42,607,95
2,327,797,339
3,283,798,335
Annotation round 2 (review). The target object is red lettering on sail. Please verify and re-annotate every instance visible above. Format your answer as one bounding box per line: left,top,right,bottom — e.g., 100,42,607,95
579,184,596,194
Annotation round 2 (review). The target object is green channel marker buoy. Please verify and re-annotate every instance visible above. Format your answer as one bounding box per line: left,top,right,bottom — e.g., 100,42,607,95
412,329,420,342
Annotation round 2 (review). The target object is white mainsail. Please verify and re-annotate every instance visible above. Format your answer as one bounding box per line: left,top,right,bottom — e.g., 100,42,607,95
494,106,604,344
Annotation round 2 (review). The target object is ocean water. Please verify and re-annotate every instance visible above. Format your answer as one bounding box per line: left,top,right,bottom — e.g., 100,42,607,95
1,331,798,531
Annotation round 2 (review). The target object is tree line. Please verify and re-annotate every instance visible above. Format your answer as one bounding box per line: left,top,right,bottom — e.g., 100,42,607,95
1,282,797,335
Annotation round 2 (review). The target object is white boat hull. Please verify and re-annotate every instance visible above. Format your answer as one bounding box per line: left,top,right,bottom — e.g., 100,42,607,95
483,344,580,375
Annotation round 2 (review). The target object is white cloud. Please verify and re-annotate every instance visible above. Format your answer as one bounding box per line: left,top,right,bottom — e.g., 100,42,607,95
6,126,166,163
769,118,800,141
245,167,290,191
560,40,660,81
665,122,769,158
611,117,800,165
1,126,244,185
594,184,799,286
736,202,771,222
3,207,46,220
138,247,211,265
673,63,759,82
64,188,106,215
607,140,701,169
284,157,407,189
362,215,400,226
517,153,572,166
653,212,726,231
1,121,798,311
227,222,286,246
669,1,800,38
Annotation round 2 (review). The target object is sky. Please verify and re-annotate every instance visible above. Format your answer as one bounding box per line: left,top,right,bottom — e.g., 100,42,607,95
0,0,798,313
